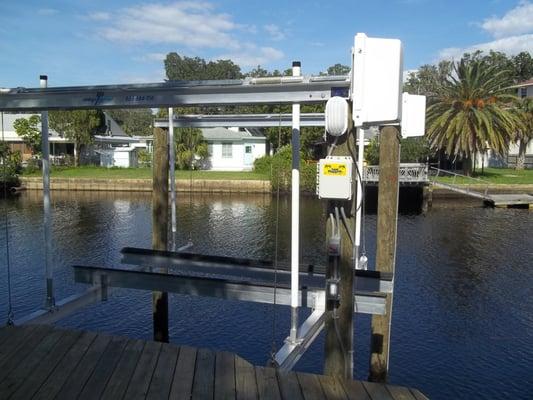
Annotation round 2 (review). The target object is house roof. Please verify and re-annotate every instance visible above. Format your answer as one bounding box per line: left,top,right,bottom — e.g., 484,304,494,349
200,127,266,142
514,78,533,88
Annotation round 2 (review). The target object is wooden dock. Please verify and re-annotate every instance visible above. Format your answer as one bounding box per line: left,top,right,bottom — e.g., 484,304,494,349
485,193,533,208
0,324,428,399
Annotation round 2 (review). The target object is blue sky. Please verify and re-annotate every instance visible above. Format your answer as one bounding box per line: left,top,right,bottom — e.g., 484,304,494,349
1,0,532,87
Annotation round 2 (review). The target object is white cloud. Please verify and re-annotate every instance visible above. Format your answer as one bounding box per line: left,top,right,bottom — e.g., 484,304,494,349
98,1,240,49
438,34,533,60
87,12,111,21
481,1,533,38
264,24,285,41
218,46,284,67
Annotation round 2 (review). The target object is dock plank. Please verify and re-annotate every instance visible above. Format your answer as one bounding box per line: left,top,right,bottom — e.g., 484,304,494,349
0,324,43,371
10,329,82,400
169,345,197,399
235,355,258,400
0,327,65,398
55,332,112,400
255,366,281,400
362,381,394,400
123,340,162,399
340,379,371,400
215,351,236,400
33,330,98,400
409,388,430,400
192,348,216,399
100,339,145,400
146,342,180,400
297,372,327,400
277,370,304,400
318,375,348,400
78,335,129,400
386,385,417,400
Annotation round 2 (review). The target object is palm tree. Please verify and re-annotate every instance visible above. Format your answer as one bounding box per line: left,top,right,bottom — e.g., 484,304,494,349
175,128,208,170
426,58,523,175
514,98,533,170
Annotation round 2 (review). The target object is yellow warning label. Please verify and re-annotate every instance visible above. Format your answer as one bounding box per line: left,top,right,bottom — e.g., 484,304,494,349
323,163,347,176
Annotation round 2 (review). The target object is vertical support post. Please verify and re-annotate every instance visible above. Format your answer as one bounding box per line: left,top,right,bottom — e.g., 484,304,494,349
40,75,54,310
168,107,176,251
152,127,169,342
290,61,301,343
324,131,355,379
369,125,400,382
354,128,365,270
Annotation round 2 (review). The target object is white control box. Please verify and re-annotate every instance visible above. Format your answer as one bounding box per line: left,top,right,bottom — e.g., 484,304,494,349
352,33,403,127
316,156,353,200
401,93,426,137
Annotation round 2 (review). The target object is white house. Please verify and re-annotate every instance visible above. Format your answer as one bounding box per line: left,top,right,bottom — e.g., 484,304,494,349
202,127,267,171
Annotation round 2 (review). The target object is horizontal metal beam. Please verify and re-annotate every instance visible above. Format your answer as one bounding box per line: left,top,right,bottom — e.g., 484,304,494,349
0,77,350,111
73,264,386,315
121,247,393,294
120,247,324,288
153,113,326,128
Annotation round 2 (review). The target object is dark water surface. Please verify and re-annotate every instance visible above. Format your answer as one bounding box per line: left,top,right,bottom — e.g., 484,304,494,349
0,191,532,399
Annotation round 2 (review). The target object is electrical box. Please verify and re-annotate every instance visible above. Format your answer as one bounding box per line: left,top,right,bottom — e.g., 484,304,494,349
401,93,426,137
316,156,353,200
352,33,403,127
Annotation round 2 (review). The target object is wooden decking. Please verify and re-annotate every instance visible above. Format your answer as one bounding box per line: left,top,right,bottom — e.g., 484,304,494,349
485,193,533,208
0,324,428,400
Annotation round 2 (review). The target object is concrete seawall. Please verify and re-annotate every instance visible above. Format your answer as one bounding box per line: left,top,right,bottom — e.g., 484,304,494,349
20,177,271,193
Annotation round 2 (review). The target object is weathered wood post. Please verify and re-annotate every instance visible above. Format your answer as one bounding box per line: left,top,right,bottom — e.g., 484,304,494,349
369,125,400,382
324,130,355,379
152,127,169,342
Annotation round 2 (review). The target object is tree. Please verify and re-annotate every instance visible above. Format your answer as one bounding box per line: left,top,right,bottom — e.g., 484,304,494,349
514,98,533,170
326,63,350,76
512,52,533,83
106,109,153,136
49,110,105,166
13,115,41,155
426,58,523,175
164,53,242,81
403,61,452,96
173,127,208,170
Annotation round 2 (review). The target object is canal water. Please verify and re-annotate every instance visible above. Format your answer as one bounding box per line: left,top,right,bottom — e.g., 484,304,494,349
0,190,531,399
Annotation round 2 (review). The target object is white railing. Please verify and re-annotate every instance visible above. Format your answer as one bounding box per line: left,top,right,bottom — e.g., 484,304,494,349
363,163,429,183
429,167,490,198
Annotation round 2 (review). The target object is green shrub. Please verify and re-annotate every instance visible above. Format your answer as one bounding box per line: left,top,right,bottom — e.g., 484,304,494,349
365,136,431,164
24,157,40,174
256,145,316,192
138,149,152,167
0,148,22,184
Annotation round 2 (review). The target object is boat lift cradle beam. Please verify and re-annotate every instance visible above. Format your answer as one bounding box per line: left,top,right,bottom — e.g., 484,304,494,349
0,76,349,111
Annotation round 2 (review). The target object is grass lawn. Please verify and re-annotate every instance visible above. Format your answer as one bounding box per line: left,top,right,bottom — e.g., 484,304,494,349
22,166,269,181
435,168,533,185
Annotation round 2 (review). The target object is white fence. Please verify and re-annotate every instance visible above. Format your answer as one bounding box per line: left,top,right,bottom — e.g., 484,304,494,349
363,163,429,183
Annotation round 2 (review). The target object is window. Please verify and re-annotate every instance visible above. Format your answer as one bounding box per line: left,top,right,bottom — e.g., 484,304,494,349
222,143,233,158
520,87,528,98
245,145,252,154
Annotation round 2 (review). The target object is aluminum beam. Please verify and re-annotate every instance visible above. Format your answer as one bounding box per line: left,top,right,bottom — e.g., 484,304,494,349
120,247,393,293
72,265,387,315
275,306,327,371
153,113,326,128
0,77,349,111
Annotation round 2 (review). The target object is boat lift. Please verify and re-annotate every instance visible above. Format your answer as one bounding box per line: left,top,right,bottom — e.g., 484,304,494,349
1,33,426,375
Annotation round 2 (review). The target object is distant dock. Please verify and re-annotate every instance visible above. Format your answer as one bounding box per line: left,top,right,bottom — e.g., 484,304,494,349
0,324,428,399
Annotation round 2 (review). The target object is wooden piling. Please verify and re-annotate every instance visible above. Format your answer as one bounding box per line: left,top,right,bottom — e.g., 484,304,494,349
152,127,169,342
369,126,400,382
323,131,355,379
